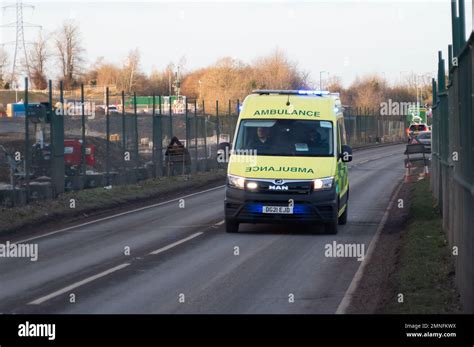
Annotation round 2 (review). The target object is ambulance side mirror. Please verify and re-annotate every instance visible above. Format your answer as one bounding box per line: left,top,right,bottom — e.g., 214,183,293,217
341,145,353,162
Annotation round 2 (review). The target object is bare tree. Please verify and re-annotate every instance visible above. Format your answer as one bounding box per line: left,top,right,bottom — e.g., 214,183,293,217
55,20,84,89
0,47,9,88
348,75,387,112
121,48,140,93
146,66,172,95
28,32,50,90
325,75,344,93
252,48,308,90
179,49,309,108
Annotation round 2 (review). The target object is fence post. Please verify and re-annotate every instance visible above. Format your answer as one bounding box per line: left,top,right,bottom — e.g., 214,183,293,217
105,87,110,186
133,92,139,168
185,100,189,148
158,96,163,176
448,44,453,83
23,77,30,202
47,80,54,197
458,0,466,46
81,84,86,187
202,100,208,161
168,97,173,139
159,95,162,117
50,80,65,196
451,0,460,55
193,99,198,173
152,94,156,178
121,91,126,173
216,100,220,146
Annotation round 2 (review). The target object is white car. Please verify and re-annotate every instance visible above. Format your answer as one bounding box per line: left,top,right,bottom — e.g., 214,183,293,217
416,131,431,152
105,105,120,114
408,123,429,141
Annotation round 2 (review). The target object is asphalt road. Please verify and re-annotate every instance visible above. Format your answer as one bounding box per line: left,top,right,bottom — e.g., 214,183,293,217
0,144,406,314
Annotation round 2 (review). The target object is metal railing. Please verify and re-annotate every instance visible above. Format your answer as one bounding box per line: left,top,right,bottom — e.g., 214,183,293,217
431,0,473,313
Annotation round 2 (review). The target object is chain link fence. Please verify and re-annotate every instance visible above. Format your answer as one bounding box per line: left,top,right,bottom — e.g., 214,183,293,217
344,107,406,147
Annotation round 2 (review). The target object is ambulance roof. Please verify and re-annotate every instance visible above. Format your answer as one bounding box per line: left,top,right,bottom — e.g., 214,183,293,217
239,90,342,121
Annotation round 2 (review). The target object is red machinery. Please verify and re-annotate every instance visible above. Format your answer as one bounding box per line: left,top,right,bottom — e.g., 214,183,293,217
64,140,96,168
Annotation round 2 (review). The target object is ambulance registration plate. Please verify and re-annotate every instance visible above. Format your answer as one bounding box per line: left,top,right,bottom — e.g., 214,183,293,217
262,206,293,214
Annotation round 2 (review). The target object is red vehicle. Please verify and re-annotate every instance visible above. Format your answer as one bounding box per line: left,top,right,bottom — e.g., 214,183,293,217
64,140,96,167
30,139,96,177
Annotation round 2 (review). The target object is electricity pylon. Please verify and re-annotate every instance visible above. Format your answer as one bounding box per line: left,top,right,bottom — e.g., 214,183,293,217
1,0,41,84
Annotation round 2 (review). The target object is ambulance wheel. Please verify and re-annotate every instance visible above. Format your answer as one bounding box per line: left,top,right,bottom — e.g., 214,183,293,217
338,202,348,225
326,208,339,234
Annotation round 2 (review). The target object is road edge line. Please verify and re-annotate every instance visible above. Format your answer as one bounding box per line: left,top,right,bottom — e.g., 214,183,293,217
335,178,404,314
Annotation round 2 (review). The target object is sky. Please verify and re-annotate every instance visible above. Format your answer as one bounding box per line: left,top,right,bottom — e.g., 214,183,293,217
1,0,473,87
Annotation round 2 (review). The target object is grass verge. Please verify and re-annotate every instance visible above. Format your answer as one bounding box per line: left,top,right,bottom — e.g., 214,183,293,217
384,178,461,313
0,170,226,234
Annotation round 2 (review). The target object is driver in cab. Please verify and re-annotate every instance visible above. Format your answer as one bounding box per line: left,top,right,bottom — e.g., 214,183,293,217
249,127,273,152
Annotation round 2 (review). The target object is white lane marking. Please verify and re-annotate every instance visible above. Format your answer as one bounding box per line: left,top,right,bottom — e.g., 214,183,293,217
335,179,404,314
215,220,225,226
149,232,203,255
29,263,130,305
14,185,225,244
353,152,397,166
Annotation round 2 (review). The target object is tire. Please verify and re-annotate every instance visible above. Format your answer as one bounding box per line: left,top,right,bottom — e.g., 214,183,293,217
326,203,339,234
338,202,348,225
225,219,239,233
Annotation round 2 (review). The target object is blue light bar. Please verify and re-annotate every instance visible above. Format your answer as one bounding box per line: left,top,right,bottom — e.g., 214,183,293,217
297,90,330,96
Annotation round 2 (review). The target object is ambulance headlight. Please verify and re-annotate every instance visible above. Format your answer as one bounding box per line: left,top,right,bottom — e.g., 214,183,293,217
246,181,258,190
313,177,334,190
227,174,246,190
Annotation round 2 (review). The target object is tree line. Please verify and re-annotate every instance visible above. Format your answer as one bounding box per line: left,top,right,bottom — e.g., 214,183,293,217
0,19,432,111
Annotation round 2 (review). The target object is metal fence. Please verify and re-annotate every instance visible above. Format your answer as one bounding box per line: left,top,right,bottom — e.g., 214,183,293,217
0,82,406,208
0,82,240,207
431,1,473,313
344,107,406,147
